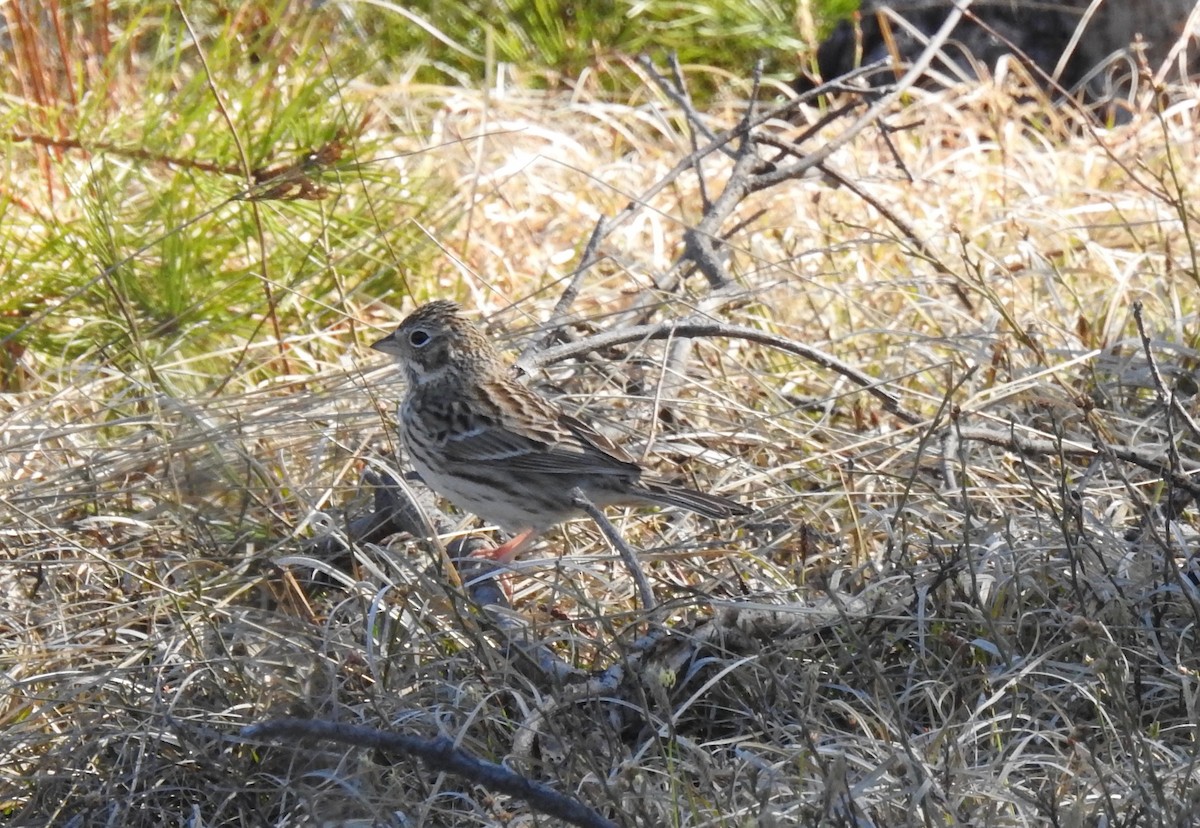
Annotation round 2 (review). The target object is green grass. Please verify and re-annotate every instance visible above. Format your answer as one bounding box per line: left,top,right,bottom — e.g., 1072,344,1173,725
2,1,454,388
2,0,850,387
354,0,853,93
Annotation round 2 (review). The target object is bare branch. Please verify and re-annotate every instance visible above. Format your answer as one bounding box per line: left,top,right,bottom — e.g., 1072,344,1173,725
955,425,1200,499
526,319,921,425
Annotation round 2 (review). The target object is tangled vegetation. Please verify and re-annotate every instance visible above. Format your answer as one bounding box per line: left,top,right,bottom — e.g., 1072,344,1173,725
3,2,1198,826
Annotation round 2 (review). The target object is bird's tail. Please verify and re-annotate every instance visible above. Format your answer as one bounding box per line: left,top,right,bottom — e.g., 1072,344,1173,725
630,479,750,519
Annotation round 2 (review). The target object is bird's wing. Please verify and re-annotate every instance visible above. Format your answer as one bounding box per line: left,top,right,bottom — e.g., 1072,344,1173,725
437,379,641,478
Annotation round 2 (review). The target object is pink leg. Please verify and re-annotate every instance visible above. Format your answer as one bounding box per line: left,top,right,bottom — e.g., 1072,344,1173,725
471,528,536,562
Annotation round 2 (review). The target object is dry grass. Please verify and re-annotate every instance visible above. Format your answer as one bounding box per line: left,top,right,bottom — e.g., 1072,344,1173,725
5,62,1200,826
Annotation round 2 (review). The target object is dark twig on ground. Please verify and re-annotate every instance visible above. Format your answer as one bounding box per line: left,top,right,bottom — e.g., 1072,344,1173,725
448,537,586,684
241,718,616,828
304,469,436,562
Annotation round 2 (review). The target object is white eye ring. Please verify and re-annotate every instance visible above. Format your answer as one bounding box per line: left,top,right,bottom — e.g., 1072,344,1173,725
409,329,431,347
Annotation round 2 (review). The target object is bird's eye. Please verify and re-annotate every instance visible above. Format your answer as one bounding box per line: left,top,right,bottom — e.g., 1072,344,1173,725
409,329,431,347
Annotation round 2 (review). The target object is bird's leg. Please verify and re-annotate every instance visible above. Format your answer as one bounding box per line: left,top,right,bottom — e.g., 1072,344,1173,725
462,529,536,602
472,528,537,562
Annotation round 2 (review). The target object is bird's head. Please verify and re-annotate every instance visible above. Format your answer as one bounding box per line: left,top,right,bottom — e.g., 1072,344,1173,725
371,300,499,385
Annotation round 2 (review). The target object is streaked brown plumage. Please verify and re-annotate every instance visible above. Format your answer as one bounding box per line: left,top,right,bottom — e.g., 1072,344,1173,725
370,300,748,558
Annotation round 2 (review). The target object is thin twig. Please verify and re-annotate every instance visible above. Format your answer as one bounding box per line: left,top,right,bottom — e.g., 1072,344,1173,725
1132,300,1200,440
571,487,661,618
955,425,1200,499
528,320,921,425
669,51,716,206
517,216,609,364
677,60,768,289
656,290,751,424
732,0,971,192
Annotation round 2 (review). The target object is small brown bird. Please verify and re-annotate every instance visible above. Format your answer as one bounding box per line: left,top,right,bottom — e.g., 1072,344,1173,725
371,300,748,559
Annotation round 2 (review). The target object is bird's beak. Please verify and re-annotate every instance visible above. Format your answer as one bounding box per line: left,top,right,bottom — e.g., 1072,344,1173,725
370,332,401,354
